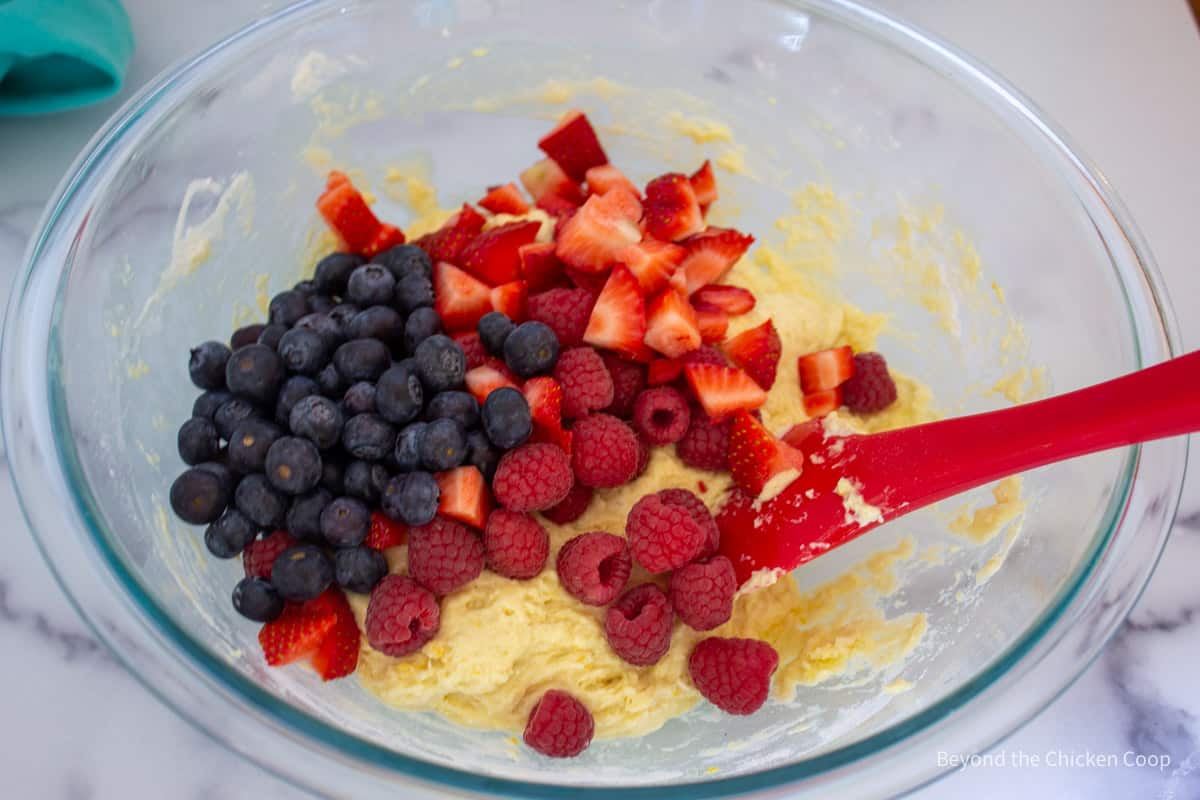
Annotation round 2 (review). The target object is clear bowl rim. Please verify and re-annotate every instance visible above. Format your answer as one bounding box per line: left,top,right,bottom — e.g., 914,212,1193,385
2,0,1187,797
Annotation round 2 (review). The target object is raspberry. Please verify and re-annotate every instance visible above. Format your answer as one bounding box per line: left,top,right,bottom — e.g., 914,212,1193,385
625,491,708,573
453,331,487,370
483,510,550,579
571,413,640,488
669,556,736,630
631,387,691,445
633,432,650,479
407,517,485,595
523,689,594,758
556,531,631,605
658,488,719,555
542,482,594,525
604,583,673,666
528,288,595,348
675,408,731,472
842,352,898,414
601,353,646,418
553,347,614,419
493,443,574,511
242,530,296,579
365,575,440,657
688,637,779,715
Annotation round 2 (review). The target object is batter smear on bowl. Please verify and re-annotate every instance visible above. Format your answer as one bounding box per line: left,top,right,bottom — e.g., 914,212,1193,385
167,111,929,758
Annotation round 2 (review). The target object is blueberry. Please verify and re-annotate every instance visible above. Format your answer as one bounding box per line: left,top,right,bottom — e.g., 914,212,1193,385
418,418,467,471
347,305,404,351
375,362,424,425
341,381,377,416
375,243,432,281
277,327,330,376
426,390,479,429
395,273,434,315
478,312,515,356
317,363,345,397
226,344,285,406
482,386,532,449
285,488,332,541
344,460,390,503
170,467,230,524
465,429,500,481
319,496,371,548
403,307,442,353
274,375,320,426
334,547,388,594
381,471,439,526
268,289,309,327
307,294,336,314
265,436,323,495
320,456,346,494
193,389,233,421
294,312,343,345
234,473,289,528
189,340,231,390
270,545,334,602
213,397,260,440
227,418,283,473
231,324,266,350
204,508,258,558
232,577,283,622
256,324,287,350
195,461,238,497
346,263,397,307
503,321,559,378
326,303,361,338
341,413,396,461
289,394,344,450
414,335,466,393
315,252,366,294
394,422,426,472
293,279,317,296
178,417,220,465
333,338,390,383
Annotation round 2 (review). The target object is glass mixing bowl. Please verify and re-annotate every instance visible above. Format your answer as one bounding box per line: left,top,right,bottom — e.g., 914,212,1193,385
2,0,1186,797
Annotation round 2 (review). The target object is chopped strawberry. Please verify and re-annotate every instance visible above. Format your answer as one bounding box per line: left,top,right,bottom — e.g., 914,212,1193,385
683,364,768,420
602,186,643,223
537,192,582,217
524,376,572,454
696,306,729,343
723,319,782,389
310,589,360,681
537,109,609,181
583,265,649,360
490,280,529,322
689,159,718,211
644,289,701,358
414,203,487,264
780,418,824,450
585,164,640,198
518,242,568,292
555,190,643,273
433,261,493,332
803,387,843,417
465,363,519,404
363,224,406,259
727,411,804,497
366,511,407,550
479,182,531,215
316,171,400,255
615,238,686,295
436,466,491,529
647,358,684,386
460,220,541,286
258,594,337,667
520,158,585,207
643,173,704,242
451,330,487,369
678,227,755,293
691,284,756,316
565,266,608,296
797,345,855,394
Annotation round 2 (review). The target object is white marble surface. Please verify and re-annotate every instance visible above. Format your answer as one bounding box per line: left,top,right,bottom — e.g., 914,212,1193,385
1,1,1198,798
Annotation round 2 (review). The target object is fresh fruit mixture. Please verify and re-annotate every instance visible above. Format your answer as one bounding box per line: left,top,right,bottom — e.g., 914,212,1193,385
167,110,899,757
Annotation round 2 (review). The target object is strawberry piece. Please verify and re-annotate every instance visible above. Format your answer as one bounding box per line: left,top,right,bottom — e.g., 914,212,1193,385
615,238,686,295
520,158,585,207
414,204,487,264
689,159,718,210
479,182,530,215
555,190,643,273
643,173,704,242
537,109,609,181
723,319,782,389
258,594,337,667
647,358,684,386
537,192,582,217
644,289,702,358
518,242,568,292
366,511,407,550
583,265,649,360
683,364,768,420
436,466,491,529
585,164,639,198
797,345,855,394
460,220,541,286
678,228,755,293
524,376,572,454
727,411,803,496
363,223,406,259
433,261,493,332
465,363,519,404
696,306,729,343
490,280,529,322
803,387,844,417
691,284,756,316
565,266,608,296
310,589,360,681
316,172,393,255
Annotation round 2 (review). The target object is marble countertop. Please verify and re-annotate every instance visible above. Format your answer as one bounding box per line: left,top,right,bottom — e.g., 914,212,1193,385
1,1,1198,797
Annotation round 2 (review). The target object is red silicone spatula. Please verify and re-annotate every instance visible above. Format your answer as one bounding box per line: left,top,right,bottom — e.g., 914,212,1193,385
716,350,1200,585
